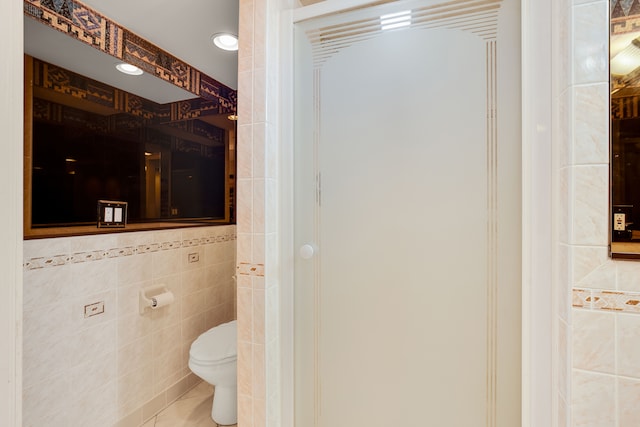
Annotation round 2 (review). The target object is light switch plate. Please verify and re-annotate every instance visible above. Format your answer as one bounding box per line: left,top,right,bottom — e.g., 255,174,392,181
97,200,127,228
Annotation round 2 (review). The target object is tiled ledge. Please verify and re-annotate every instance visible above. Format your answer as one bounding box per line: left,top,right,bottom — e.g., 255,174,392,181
573,288,640,314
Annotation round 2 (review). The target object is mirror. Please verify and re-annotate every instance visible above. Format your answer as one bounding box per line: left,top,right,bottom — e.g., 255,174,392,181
23,2,237,237
610,2,640,257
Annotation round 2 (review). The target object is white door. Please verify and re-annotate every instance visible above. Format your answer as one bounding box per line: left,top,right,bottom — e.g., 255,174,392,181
294,1,521,425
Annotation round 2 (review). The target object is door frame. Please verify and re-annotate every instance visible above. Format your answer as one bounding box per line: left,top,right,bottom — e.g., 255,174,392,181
1,1,24,426
278,0,553,426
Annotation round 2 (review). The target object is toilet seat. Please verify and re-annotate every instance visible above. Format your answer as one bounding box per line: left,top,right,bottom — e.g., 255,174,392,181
190,320,237,363
189,353,236,366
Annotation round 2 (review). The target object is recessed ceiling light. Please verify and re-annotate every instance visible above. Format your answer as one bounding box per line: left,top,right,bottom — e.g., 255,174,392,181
212,33,238,51
115,63,143,76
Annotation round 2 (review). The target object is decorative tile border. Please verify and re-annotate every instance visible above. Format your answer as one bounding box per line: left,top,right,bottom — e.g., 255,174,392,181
24,0,236,111
236,262,265,277
573,288,640,314
23,232,236,270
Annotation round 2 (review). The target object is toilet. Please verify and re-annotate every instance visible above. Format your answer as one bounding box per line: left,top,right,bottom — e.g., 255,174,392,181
188,320,237,425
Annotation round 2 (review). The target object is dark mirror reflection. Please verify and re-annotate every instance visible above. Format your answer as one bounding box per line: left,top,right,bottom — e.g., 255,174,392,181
610,1,640,254
29,57,234,227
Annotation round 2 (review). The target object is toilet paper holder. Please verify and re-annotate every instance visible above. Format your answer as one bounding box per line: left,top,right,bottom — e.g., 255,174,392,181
139,284,174,314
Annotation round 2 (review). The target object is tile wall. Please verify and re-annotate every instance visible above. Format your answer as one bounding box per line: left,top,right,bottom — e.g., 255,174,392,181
22,225,236,427
558,0,640,426
237,0,283,426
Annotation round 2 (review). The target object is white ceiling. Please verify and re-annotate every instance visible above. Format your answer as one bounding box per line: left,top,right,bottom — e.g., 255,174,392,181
23,0,239,104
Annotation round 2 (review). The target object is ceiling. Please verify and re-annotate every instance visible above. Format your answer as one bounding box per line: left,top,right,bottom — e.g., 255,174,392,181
24,0,239,105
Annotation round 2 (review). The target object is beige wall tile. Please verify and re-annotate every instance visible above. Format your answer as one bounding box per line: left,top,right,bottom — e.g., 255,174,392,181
253,123,266,179
238,393,254,427
571,165,609,246
237,179,254,232
572,309,615,374
616,260,640,292
152,250,183,279
617,314,640,379
238,71,254,126
575,260,615,290
238,124,253,180
181,312,208,345
618,377,640,426
239,341,254,396
571,370,615,427
118,367,154,418
181,267,206,296
253,344,266,399
571,245,609,286
118,252,153,287
559,167,572,245
181,246,204,271
238,287,253,343
558,318,570,399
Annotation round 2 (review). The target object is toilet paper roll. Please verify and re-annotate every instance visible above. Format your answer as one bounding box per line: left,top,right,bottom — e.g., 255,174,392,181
150,292,174,309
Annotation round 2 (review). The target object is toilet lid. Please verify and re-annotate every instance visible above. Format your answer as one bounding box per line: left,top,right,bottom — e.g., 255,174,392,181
190,320,237,362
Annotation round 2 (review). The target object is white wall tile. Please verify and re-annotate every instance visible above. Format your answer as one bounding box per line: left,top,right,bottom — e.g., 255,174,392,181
572,2,609,85
23,373,71,427
22,226,237,425
70,381,117,427
573,83,609,165
23,264,72,309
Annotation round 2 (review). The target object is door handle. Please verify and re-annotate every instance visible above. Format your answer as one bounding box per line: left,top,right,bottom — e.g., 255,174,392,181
299,244,316,259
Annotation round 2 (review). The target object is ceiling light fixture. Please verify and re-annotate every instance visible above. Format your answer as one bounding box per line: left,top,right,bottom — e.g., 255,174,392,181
212,33,239,51
611,37,640,76
380,10,412,31
115,62,143,76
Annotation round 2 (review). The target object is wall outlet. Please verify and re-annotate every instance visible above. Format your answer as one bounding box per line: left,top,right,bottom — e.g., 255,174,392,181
188,252,199,263
84,301,104,318
614,213,626,231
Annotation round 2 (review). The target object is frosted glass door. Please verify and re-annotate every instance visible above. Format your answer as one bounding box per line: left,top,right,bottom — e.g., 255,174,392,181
294,1,521,426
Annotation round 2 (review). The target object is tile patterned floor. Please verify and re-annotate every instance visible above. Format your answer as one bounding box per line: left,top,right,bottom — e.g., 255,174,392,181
142,381,237,427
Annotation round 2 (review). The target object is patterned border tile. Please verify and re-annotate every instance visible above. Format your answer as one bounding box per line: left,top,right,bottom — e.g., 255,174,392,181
23,0,236,110
23,232,236,270
236,262,265,277
573,288,640,314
